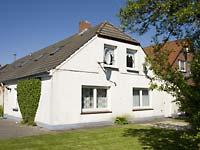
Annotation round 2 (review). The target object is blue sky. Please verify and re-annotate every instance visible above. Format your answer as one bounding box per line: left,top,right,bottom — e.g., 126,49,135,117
0,0,154,65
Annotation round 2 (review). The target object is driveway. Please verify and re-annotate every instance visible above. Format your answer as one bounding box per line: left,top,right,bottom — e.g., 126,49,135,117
0,119,51,140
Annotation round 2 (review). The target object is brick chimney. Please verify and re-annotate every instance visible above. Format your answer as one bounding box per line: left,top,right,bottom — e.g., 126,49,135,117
79,21,92,32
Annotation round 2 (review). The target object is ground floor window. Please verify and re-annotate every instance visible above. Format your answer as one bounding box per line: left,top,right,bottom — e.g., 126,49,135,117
82,86,109,112
133,88,150,108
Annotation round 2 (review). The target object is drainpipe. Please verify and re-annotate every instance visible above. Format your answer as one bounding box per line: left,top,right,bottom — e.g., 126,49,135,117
0,83,4,119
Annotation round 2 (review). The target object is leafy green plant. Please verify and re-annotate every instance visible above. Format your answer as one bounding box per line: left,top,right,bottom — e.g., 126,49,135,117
0,105,3,117
17,79,41,125
114,116,129,125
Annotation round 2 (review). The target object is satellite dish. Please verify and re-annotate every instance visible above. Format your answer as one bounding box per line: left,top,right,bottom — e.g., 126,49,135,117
104,51,112,65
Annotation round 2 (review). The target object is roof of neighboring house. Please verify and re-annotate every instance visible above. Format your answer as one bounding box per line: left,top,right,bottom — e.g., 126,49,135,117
143,40,189,65
0,22,140,83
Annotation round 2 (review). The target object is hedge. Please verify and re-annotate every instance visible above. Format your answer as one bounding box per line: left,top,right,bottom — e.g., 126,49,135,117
17,79,41,125
0,105,3,117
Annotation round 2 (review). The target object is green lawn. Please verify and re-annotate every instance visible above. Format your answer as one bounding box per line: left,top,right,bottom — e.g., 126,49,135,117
0,124,199,150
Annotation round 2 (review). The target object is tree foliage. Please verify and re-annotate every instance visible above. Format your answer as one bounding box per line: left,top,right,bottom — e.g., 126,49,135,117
17,79,41,125
119,0,200,130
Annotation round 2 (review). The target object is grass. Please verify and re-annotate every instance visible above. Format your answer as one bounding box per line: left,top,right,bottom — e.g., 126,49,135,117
0,124,199,150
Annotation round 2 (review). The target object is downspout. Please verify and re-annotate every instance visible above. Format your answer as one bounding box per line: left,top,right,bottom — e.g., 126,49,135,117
97,62,117,86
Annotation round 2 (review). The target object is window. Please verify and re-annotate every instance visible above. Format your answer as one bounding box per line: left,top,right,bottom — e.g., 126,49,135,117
133,89,140,107
82,86,109,112
133,88,150,108
82,88,94,109
50,46,64,55
104,45,116,65
127,49,137,68
97,89,107,108
178,60,186,72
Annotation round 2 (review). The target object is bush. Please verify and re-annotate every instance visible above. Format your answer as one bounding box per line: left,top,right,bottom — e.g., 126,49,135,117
17,79,41,125
191,111,200,131
114,116,129,125
0,105,3,117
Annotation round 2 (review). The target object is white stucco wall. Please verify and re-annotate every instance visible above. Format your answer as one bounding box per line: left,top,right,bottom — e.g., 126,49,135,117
48,36,178,126
4,77,52,124
4,83,22,119
35,76,52,125
0,87,3,106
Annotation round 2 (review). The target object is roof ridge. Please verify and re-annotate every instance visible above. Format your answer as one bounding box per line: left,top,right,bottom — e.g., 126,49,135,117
107,22,137,41
144,39,186,49
96,22,107,34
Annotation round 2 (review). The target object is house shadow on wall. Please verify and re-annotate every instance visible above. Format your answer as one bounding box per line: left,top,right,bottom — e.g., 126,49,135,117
123,127,199,150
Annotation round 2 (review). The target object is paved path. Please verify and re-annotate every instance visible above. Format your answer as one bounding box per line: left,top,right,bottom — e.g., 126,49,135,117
138,118,190,130
0,119,51,140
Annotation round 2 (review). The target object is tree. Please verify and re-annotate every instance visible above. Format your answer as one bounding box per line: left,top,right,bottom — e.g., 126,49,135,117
119,0,200,130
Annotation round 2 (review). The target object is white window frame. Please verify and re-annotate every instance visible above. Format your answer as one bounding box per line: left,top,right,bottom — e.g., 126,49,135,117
103,44,117,67
81,86,110,113
178,60,186,72
126,49,138,71
132,88,151,109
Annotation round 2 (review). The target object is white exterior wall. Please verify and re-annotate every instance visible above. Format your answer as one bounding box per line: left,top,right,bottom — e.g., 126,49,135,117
4,77,52,124
49,36,178,127
4,83,22,119
0,87,3,106
35,76,52,125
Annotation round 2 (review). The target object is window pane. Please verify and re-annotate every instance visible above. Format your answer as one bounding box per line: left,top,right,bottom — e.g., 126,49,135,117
127,49,136,68
82,88,93,109
179,60,186,71
142,90,149,106
104,47,115,65
127,55,133,68
97,89,107,108
133,89,140,107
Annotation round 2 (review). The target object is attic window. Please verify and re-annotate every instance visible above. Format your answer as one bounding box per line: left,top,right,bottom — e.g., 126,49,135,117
126,49,137,68
34,54,43,61
50,46,64,55
104,44,117,65
17,61,28,67
178,60,186,72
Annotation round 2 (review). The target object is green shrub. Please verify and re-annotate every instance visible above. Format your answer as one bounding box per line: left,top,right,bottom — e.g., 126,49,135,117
17,79,41,125
0,105,3,117
191,111,200,131
114,116,129,125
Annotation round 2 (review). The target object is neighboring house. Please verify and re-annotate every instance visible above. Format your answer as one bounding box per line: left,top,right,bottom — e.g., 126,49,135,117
0,21,178,130
144,40,194,84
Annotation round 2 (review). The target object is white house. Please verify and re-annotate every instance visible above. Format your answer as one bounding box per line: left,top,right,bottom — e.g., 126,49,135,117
0,21,178,130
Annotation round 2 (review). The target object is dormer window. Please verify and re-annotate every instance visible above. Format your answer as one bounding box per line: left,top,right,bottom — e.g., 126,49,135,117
126,49,137,68
104,44,116,66
178,60,186,72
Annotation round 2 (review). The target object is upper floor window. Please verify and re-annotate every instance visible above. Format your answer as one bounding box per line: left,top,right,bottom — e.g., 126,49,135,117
178,60,186,72
127,49,137,68
133,88,150,108
104,44,116,66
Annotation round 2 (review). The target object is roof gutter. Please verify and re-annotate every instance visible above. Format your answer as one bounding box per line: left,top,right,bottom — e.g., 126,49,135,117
0,71,51,84
97,34,141,46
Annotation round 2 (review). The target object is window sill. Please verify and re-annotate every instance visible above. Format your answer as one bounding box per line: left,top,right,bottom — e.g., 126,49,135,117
81,110,112,115
180,70,187,73
132,108,153,111
103,64,119,71
126,67,139,73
